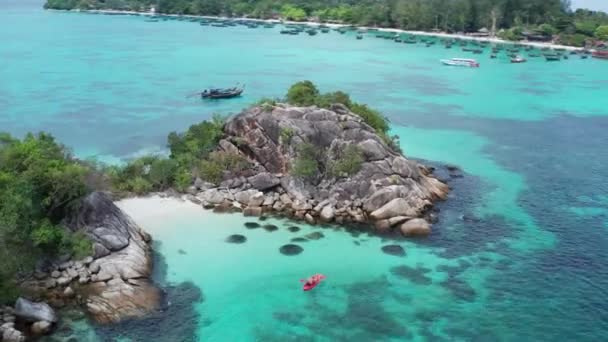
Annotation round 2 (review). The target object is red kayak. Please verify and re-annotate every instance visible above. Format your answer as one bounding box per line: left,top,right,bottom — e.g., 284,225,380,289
300,274,326,291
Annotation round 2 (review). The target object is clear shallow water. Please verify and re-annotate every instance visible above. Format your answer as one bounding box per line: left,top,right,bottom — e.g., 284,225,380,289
4,0,608,340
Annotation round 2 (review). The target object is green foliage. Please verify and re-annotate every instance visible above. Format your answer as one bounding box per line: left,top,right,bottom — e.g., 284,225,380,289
596,25,608,40
255,97,278,112
315,91,352,108
168,114,224,167
281,4,307,21
173,168,193,192
349,103,390,134
329,145,364,177
0,133,95,301
280,127,295,144
66,231,93,259
538,23,556,36
559,33,588,47
292,143,320,179
499,27,523,41
199,152,249,185
286,81,320,106
108,155,178,194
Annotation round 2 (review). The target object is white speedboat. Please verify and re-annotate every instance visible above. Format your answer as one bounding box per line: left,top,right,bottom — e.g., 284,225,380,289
440,58,480,68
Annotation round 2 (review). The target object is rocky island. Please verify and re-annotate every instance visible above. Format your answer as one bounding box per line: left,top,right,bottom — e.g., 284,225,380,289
190,101,448,236
0,82,453,341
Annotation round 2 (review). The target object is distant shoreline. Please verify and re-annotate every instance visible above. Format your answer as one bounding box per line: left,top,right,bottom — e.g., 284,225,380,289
53,9,587,52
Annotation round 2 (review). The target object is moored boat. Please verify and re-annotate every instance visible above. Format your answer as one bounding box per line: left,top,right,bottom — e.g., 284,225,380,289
440,58,480,67
511,55,527,63
200,86,244,99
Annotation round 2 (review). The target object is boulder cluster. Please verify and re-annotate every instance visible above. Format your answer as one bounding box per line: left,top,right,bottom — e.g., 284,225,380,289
184,103,449,236
0,298,57,341
21,192,160,326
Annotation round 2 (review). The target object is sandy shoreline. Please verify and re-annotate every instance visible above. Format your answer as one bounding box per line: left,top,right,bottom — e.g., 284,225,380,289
56,9,586,51
116,194,204,223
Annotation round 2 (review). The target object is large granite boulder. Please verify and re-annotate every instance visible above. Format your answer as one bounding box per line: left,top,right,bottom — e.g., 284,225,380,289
67,192,160,324
14,298,57,323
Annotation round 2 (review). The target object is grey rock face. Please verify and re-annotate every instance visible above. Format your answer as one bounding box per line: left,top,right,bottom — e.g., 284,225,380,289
67,192,160,324
14,298,57,323
248,172,280,191
205,104,449,232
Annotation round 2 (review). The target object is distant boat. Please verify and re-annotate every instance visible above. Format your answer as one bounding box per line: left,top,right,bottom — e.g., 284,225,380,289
511,55,527,63
200,86,244,99
441,58,480,68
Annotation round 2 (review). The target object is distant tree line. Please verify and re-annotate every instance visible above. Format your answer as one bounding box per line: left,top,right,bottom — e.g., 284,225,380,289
45,0,608,46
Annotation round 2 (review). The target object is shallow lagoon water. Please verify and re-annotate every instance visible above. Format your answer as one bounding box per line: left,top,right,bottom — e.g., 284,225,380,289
4,0,608,340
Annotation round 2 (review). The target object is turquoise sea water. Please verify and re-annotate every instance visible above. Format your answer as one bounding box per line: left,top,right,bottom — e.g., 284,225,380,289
3,0,608,340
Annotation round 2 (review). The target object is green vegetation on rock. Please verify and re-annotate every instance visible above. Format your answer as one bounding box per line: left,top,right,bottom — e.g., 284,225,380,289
329,145,364,177
285,81,398,151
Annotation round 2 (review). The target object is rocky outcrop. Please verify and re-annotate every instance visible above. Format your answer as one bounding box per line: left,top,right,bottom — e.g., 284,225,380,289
23,192,161,326
68,192,161,324
14,298,57,323
189,103,450,235
0,306,25,342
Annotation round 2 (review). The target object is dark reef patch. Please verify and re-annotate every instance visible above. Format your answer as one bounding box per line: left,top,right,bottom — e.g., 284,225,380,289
287,226,301,233
305,232,325,240
381,245,406,257
390,265,432,285
279,244,304,256
291,237,308,243
263,224,279,232
226,234,247,244
440,276,476,302
178,249,187,255
244,222,261,229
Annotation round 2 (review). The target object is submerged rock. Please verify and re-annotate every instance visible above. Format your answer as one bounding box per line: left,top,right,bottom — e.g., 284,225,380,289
305,232,325,240
244,222,261,229
226,235,247,244
400,219,431,237
390,265,432,285
287,226,301,233
279,244,304,256
263,224,279,232
381,245,406,257
291,237,308,243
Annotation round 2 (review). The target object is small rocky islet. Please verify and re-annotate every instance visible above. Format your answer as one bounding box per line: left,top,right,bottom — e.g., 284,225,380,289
188,102,449,237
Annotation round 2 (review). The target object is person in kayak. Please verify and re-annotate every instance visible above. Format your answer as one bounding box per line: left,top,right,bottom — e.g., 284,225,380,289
300,274,326,290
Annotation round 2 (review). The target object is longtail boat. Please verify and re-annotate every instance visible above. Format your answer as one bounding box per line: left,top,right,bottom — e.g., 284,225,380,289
200,86,244,99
